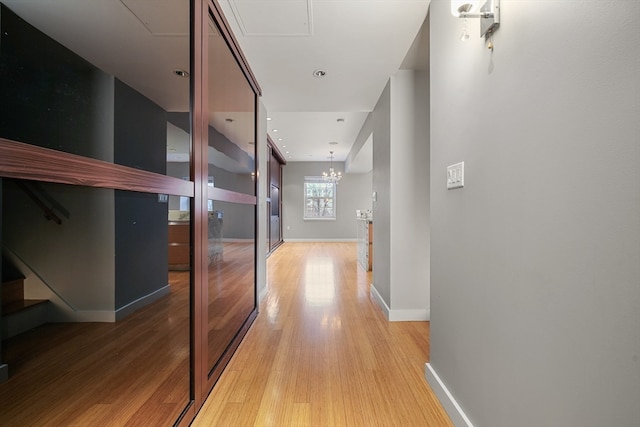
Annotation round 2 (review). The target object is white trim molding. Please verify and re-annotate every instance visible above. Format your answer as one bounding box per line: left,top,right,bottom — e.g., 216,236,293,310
425,363,474,427
370,283,430,321
115,285,171,321
258,283,268,303
284,238,357,243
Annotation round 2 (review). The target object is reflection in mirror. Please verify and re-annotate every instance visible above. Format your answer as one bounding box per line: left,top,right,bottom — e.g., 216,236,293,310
0,181,191,425
0,0,192,175
206,18,257,374
0,0,193,424
207,22,256,196
207,201,256,370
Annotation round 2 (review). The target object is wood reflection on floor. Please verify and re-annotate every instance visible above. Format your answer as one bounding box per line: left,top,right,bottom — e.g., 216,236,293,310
0,272,191,427
193,242,453,427
207,241,256,369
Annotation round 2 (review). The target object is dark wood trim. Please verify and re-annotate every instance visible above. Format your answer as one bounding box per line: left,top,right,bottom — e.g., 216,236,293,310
0,138,194,197
202,2,260,404
191,0,208,413
208,0,262,97
267,135,287,165
174,402,196,427
207,186,257,205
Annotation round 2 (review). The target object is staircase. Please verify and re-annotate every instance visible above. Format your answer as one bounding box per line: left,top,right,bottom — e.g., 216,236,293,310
2,258,49,340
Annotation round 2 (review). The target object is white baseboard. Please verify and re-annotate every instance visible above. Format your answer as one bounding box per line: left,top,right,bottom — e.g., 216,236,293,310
258,283,268,303
44,285,171,323
389,308,430,321
115,285,171,321
283,238,358,243
425,363,474,427
370,284,430,321
51,285,172,323
57,310,117,323
370,283,391,318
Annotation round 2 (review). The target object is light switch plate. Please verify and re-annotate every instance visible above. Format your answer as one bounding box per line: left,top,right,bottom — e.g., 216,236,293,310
447,162,464,190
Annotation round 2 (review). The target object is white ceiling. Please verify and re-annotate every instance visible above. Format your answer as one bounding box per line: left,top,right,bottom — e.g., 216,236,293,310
2,0,431,171
219,0,431,166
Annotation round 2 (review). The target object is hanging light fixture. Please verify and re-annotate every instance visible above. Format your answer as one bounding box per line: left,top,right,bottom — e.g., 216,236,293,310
322,151,342,183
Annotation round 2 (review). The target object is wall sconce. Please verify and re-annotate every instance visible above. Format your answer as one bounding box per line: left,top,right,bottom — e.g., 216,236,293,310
451,0,500,38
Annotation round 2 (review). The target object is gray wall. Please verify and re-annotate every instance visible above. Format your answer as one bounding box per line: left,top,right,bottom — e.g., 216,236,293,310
282,162,372,240
346,112,373,171
114,79,168,310
370,70,430,319
372,82,392,303
429,1,640,426
389,70,430,314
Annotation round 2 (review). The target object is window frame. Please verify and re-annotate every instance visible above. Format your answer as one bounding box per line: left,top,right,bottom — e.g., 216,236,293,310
303,177,337,221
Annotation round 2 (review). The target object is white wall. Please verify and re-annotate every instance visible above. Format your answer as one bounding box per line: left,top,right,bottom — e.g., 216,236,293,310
282,162,372,241
428,1,640,426
3,182,115,315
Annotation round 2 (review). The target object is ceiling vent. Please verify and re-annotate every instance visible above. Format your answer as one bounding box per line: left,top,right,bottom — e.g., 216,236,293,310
120,0,189,36
229,0,313,37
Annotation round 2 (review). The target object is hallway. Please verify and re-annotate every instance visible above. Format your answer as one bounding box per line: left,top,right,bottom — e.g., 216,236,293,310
193,242,452,426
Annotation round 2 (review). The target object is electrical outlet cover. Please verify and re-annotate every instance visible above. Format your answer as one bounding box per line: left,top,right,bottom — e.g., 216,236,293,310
447,162,464,190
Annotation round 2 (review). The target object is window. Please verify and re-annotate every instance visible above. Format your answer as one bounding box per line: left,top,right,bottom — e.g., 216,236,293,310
304,178,336,220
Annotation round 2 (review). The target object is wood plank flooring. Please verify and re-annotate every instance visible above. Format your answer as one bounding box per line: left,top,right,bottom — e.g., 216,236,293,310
193,242,453,427
0,272,191,427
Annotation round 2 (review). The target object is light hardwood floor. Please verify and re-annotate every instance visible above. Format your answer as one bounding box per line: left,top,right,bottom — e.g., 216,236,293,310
193,242,453,427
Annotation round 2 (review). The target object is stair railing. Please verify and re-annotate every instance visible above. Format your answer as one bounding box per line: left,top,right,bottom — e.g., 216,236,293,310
14,180,63,225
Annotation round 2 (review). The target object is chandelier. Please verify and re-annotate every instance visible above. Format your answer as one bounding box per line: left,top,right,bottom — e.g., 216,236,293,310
322,151,342,183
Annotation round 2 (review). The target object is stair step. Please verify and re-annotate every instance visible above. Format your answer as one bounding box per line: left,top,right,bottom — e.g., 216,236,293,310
2,299,49,340
2,278,25,308
2,299,48,316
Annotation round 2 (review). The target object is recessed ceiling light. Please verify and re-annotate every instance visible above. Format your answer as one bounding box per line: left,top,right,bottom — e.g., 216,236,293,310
286,151,290,154
273,129,279,132
282,145,286,148
267,117,272,121
277,138,283,141
329,141,338,145
173,69,189,78
313,69,327,78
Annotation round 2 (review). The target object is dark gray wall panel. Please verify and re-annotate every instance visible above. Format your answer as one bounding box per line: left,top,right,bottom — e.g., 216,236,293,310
114,190,168,310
